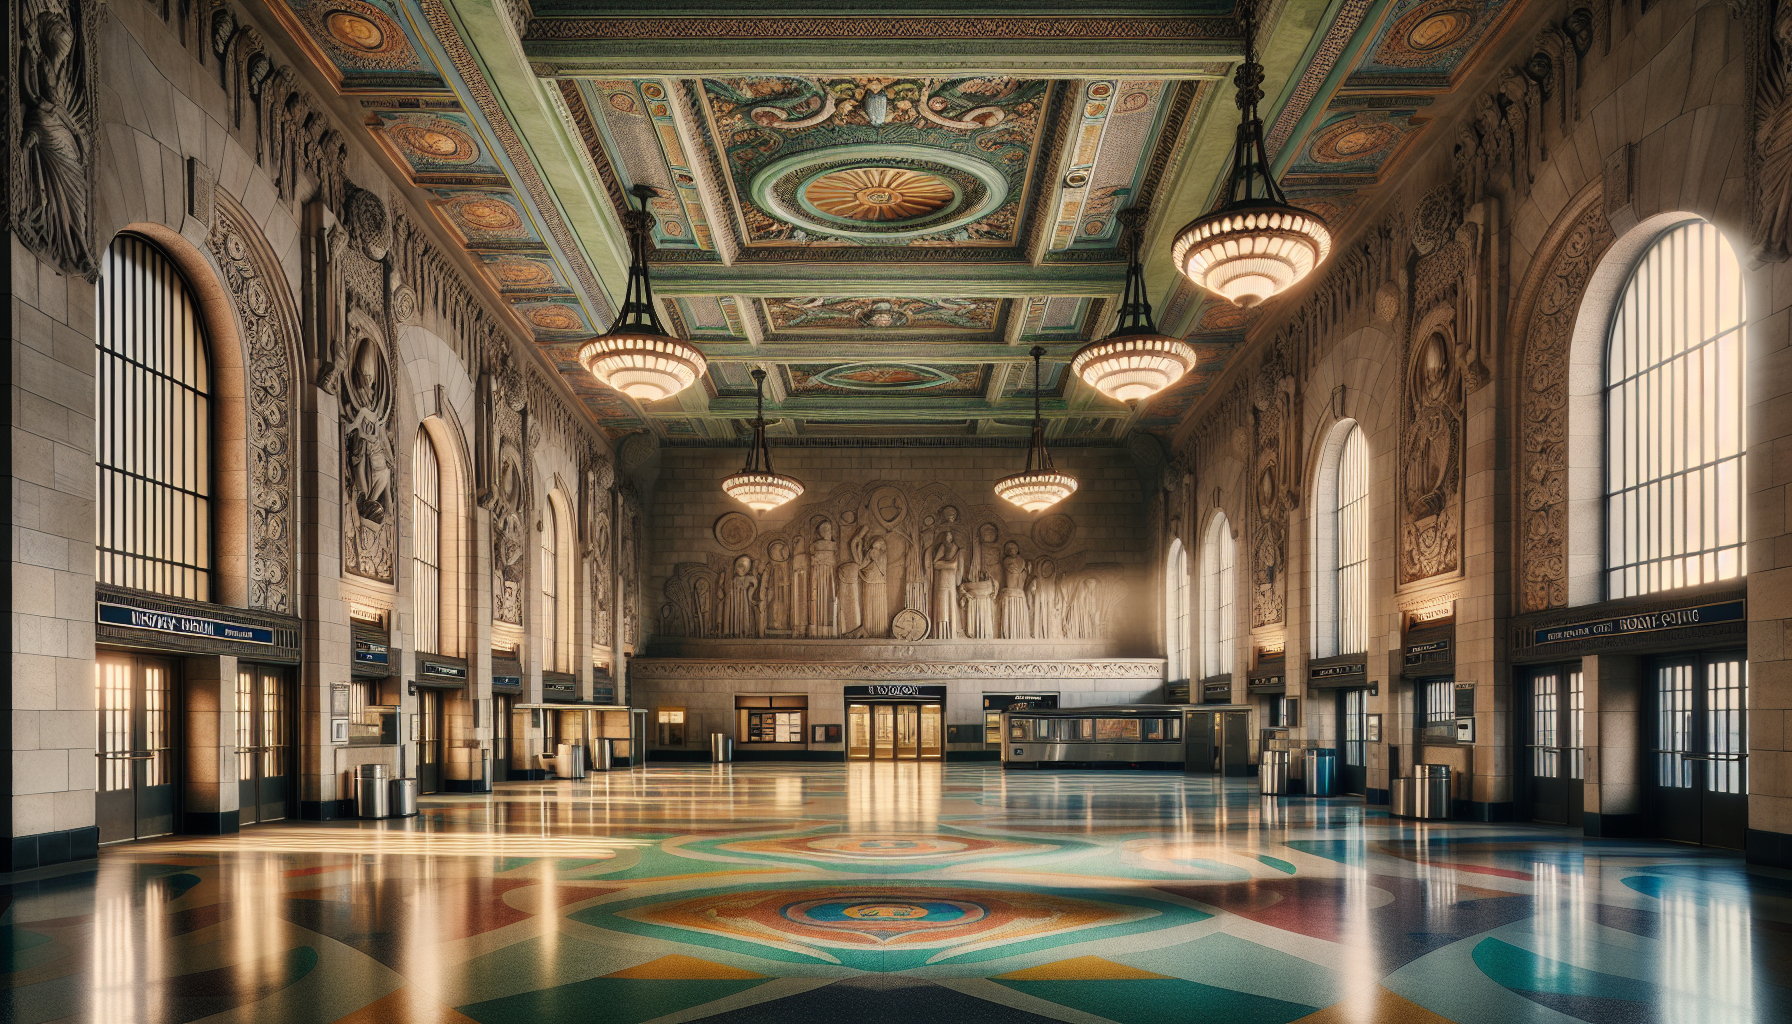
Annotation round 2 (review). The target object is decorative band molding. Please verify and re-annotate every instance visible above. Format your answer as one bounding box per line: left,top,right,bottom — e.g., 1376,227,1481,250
525,17,1238,41
630,659,1167,680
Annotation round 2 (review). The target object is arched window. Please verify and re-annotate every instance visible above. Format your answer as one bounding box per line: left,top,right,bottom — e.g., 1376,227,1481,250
95,235,212,601
1165,539,1191,682
1200,512,1235,679
1314,422,1368,657
412,432,442,654
542,498,561,671
1606,220,1746,598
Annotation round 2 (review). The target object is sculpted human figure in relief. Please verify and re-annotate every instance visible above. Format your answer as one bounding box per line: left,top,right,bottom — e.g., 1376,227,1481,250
928,530,963,639
862,536,890,638
811,520,839,637
723,555,758,638
998,540,1031,639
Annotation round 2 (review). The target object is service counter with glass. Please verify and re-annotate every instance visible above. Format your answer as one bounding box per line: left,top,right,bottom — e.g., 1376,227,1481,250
1000,704,1255,772
514,705,647,776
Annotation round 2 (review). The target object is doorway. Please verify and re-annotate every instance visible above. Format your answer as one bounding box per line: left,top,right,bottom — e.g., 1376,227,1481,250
1524,664,1585,826
235,663,292,825
418,689,444,793
493,695,513,780
1650,651,1747,848
1337,688,1369,795
96,652,178,844
847,703,942,760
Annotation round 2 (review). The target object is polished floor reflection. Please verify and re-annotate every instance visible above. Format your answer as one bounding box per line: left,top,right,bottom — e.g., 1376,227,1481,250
2,764,1788,1023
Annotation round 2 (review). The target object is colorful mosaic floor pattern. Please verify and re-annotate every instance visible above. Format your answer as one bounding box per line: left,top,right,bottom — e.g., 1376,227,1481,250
2,764,1788,1023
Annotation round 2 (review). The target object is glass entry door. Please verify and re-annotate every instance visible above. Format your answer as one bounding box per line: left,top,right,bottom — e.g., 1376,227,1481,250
96,652,178,844
1652,652,1747,848
1338,689,1368,795
418,689,444,793
235,663,291,824
851,703,944,760
1525,665,1584,826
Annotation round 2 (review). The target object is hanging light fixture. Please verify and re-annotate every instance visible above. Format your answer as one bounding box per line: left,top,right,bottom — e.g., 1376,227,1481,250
579,184,707,402
1171,1,1330,308
720,368,804,512
1071,222,1198,402
994,346,1078,513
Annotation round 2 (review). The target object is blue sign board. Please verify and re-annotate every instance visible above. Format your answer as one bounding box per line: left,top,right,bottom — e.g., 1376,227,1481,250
1534,600,1745,646
98,603,274,645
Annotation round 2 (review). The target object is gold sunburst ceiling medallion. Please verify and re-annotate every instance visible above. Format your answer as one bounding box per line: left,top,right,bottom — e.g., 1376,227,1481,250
803,167,955,222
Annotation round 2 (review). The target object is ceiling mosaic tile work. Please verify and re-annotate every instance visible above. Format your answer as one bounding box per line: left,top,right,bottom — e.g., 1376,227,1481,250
265,1,1524,443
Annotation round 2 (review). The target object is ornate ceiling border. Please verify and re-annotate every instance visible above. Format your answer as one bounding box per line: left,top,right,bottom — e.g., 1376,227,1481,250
523,17,1241,42
631,658,1167,679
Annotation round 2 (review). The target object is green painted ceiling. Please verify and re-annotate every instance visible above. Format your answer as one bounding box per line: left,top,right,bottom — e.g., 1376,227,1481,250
278,0,1529,443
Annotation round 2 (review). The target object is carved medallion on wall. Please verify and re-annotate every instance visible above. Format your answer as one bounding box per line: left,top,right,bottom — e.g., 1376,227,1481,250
715,511,757,551
1031,513,1076,552
1517,190,1613,612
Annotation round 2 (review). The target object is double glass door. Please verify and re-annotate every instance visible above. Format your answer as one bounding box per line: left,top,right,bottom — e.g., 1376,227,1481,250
1652,652,1747,848
235,664,291,824
1525,665,1585,826
847,703,941,760
96,652,177,844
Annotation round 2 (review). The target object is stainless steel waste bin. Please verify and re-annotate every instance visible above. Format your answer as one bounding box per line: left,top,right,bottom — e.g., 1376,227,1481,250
1259,749,1289,795
557,742,586,780
481,749,494,791
591,739,613,772
1390,777,1415,818
1303,748,1338,796
389,777,418,817
353,763,390,819
1412,764,1452,819
710,733,733,763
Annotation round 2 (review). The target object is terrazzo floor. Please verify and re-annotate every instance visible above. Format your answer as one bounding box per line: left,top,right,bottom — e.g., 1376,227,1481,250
1,763,1788,1023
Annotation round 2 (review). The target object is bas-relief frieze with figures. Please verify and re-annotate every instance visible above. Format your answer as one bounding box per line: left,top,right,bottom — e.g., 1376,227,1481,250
10,0,99,281
658,483,1129,644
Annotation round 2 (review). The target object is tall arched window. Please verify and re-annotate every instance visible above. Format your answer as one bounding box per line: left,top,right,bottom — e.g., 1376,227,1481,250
541,498,561,671
1200,512,1235,679
1165,539,1191,682
1606,220,1746,598
412,432,442,654
1314,422,1369,657
96,235,212,601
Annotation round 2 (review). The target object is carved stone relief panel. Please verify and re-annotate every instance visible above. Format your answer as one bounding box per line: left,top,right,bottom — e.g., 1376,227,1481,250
622,490,641,645
1399,235,1467,587
333,185,400,584
206,199,299,613
9,0,99,281
657,481,1132,642
1249,349,1296,629
586,454,614,642
1518,197,1613,613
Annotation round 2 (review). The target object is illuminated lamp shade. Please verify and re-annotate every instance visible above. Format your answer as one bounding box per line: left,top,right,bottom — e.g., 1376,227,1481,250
578,332,706,402
1171,200,1330,309
1071,206,1197,403
721,368,804,512
1173,0,1330,308
578,184,706,402
995,346,1078,513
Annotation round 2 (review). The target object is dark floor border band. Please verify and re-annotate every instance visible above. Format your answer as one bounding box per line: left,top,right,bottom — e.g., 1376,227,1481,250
6,827,99,872
1746,828,1792,868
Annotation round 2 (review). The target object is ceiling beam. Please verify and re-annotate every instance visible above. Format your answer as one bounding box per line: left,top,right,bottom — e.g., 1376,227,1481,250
649,263,1129,297
645,397,1128,420
687,340,1094,362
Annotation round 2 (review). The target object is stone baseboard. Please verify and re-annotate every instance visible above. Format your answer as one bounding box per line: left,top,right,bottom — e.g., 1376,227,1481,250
6,827,100,872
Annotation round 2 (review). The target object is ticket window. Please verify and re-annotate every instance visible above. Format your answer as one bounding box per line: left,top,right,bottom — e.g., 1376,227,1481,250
849,704,872,758
735,694,807,745
657,707,686,747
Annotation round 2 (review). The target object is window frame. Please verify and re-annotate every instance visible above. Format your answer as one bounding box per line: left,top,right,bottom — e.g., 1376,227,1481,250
1200,512,1235,679
1165,538,1191,683
412,431,443,655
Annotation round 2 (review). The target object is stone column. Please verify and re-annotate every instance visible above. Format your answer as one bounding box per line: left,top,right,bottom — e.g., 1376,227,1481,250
181,655,240,833
1585,654,1643,836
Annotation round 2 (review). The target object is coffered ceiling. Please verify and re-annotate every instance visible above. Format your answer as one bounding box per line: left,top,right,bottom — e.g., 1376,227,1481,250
270,0,1529,443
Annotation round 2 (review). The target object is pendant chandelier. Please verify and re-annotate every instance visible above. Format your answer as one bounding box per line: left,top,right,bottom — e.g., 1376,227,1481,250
720,368,804,512
1171,1,1330,308
994,346,1078,513
1071,227,1198,402
578,185,707,402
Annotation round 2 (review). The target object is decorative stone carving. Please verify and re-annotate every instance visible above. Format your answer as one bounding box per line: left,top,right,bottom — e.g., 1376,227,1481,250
715,511,756,551
1754,0,1792,262
329,184,400,584
1031,513,1076,552
586,453,614,641
621,491,641,645
657,481,1132,642
9,0,98,280
1249,348,1296,628
1398,307,1463,586
206,198,298,614
1517,194,1613,613
631,659,1168,681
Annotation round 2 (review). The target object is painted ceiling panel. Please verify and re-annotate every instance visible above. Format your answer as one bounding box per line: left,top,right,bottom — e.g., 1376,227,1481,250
276,0,445,91
763,297,1000,333
786,363,988,398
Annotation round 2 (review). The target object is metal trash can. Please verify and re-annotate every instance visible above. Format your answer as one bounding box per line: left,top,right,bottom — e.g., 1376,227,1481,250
1303,748,1338,797
389,777,418,818
1258,749,1289,795
591,739,613,772
481,749,494,791
353,763,390,819
1390,777,1416,818
710,733,733,763
557,742,586,780
1412,764,1452,820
